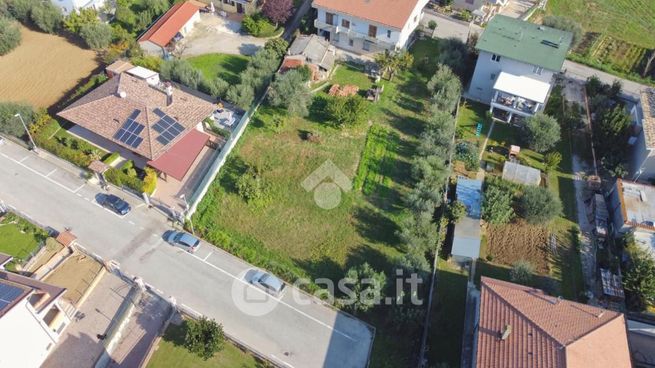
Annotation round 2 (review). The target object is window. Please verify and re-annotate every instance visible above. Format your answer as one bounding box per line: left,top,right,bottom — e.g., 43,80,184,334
368,25,377,37
363,40,371,51
490,73,496,80
349,38,354,47
326,12,334,25
387,30,391,38
491,54,501,62
341,19,350,28
532,65,543,75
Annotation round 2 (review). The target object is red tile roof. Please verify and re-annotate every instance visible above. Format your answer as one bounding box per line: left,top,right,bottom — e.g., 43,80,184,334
476,277,632,368
138,2,200,47
312,0,422,29
148,129,209,181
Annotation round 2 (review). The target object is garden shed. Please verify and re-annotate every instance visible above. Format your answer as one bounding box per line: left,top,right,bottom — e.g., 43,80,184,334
501,161,541,186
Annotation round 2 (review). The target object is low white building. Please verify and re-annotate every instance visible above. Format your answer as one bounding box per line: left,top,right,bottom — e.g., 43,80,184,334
50,0,105,16
138,1,200,57
467,15,572,123
126,66,161,86
629,89,655,182
0,263,70,368
312,0,428,55
608,179,655,259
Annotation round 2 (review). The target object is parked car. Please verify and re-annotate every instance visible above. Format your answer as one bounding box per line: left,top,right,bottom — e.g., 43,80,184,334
249,270,285,296
165,231,200,253
100,194,131,215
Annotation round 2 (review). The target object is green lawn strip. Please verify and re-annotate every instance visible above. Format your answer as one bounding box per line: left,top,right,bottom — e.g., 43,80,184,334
187,53,250,85
354,125,401,200
146,322,259,368
34,119,108,168
427,258,468,367
0,213,48,269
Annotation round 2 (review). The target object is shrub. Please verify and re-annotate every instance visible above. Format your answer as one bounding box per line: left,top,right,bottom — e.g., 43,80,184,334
141,167,157,194
160,59,203,89
447,200,467,223
428,20,437,30
226,83,255,109
80,22,112,49
482,178,515,224
241,13,277,37
524,113,561,153
102,152,120,165
130,55,162,72
264,37,288,58
455,141,479,171
268,70,312,116
183,318,225,360
199,77,229,99
427,64,461,113
104,167,144,193
0,102,34,138
63,7,98,33
341,263,386,314
624,247,655,311
543,152,562,172
7,0,35,21
30,1,63,34
510,260,535,285
0,16,20,55
325,95,369,126
236,164,269,205
519,186,562,224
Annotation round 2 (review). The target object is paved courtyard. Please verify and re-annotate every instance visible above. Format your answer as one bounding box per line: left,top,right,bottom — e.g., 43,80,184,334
179,13,267,57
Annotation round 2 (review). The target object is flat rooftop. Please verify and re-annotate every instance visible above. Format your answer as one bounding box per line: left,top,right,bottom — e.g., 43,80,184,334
620,180,655,226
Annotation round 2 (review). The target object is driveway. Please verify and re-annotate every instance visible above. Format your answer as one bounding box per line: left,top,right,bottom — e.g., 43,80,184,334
421,10,481,42
0,139,374,368
179,14,266,57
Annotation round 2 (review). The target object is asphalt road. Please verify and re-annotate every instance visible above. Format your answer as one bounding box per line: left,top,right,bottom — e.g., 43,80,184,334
0,140,373,368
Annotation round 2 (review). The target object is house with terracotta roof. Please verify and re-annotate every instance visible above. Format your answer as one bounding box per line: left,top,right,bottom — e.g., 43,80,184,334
629,88,655,181
608,179,655,259
57,71,215,184
472,277,632,368
312,0,428,54
467,16,572,123
138,1,201,57
0,255,70,368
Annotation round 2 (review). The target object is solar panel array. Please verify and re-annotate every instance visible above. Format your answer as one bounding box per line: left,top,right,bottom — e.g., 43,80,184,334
113,110,144,149
153,108,185,145
0,282,25,311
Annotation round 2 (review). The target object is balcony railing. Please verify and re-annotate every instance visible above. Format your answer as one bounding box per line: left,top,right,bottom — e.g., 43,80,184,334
492,92,539,115
313,19,394,48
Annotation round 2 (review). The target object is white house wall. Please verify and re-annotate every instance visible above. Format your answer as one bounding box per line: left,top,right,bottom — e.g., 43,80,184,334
0,300,57,368
50,0,106,15
468,50,556,103
180,11,200,36
630,129,655,181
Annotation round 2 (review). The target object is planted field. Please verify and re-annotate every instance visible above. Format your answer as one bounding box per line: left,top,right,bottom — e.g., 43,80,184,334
547,0,655,49
578,34,650,75
0,25,98,108
186,53,249,84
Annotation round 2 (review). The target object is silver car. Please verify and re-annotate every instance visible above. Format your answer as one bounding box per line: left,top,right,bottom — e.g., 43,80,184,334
249,270,285,296
165,231,200,253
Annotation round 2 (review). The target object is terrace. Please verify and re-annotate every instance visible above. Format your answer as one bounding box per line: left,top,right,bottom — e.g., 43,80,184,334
489,72,549,121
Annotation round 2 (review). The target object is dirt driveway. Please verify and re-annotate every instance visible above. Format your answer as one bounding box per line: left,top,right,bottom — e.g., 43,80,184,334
178,13,266,57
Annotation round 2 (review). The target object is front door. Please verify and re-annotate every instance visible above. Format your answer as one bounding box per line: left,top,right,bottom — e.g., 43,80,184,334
236,2,244,13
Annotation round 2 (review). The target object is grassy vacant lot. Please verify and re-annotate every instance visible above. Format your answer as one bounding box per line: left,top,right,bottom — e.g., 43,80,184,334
187,53,249,84
147,322,259,368
546,0,655,49
0,212,48,270
192,39,440,366
0,25,98,108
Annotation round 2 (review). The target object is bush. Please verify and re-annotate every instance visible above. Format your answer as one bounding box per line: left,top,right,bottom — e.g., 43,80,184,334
160,59,203,89
199,77,229,99
241,13,277,37
341,263,386,314
142,167,157,194
0,16,20,55
519,186,562,224
624,247,655,311
184,318,225,360
428,20,437,30
104,167,144,193
80,22,112,49
236,164,269,205
226,83,255,109
447,200,467,223
264,37,288,58
0,102,34,138
102,152,120,165
510,260,535,285
455,141,479,171
30,1,63,34
63,8,98,33
325,95,369,126
130,55,162,72
524,113,561,153
543,151,562,172
427,64,461,113
268,70,312,116
482,178,515,224
7,0,35,21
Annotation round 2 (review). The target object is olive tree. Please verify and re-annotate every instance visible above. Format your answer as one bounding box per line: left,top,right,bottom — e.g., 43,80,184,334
0,16,20,55
524,113,561,153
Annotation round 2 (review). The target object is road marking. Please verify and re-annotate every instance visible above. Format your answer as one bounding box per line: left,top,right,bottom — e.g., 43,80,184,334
73,184,85,193
128,220,135,225
76,193,83,197
0,153,79,193
46,168,57,177
183,251,355,341
19,156,29,163
151,233,159,237
135,203,146,209
203,252,212,261
271,355,296,368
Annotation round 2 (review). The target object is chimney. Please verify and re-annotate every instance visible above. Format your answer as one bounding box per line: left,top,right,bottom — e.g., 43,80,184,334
500,324,512,340
165,83,173,106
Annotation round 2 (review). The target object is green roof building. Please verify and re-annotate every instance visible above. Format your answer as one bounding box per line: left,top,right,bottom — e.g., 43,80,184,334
467,15,573,123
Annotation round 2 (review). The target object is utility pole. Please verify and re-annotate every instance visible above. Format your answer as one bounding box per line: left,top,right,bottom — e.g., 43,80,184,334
15,113,37,153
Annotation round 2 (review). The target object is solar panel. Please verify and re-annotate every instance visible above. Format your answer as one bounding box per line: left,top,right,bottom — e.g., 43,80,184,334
0,283,24,311
152,108,185,145
113,110,144,149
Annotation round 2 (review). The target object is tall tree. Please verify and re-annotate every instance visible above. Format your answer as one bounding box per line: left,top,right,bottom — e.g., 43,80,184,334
0,16,21,55
341,263,386,314
427,64,461,113
184,318,225,360
524,113,561,153
624,248,655,311
519,186,562,224
262,0,292,26
268,69,312,116
80,22,112,49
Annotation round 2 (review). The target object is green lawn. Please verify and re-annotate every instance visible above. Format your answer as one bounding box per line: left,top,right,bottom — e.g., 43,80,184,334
147,322,259,368
187,54,250,84
191,39,441,366
546,0,655,49
0,213,48,270
427,258,468,367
